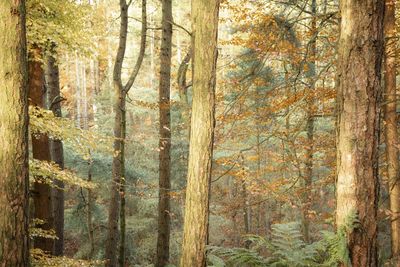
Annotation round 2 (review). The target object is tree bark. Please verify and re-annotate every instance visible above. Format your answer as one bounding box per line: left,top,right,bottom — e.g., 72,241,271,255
384,0,400,260
29,49,55,255
46,48,65,256
0,1,29,265
180,0,220,266
105,0,147,266
335,1,384,266
156,0,173,266
302,0,316,244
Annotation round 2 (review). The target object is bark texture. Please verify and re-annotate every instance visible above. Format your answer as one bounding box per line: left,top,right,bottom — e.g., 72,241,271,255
46,49,65,256
384,0,400,259
335,1,384,266
0,1,29,265
29,49,55,254
180,0,220,266
156,0,173,266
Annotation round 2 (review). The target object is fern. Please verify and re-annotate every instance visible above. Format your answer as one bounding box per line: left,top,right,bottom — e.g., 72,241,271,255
319,210,360,267
208,213,359,267
208,222,319,267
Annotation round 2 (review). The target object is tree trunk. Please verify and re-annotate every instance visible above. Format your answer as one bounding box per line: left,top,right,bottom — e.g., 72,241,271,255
335,1,384,266
105,0,147,265
302,0,316,244
106,81,126,267
0,1,29,265
46,48,65,256
156,0,173,266
87,158,95,258
384,0,400,260
29,49,55,255
180,0,220,266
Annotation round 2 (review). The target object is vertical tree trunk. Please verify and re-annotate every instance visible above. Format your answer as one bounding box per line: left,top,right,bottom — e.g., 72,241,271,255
87,158,95,258
180,0,220,266
29,49,55,255
384,0,400,260
0,1,29,265
336,1,384,266
302,0,317,244
75,55,82,128
105,1,147,266
156,0,173,266
150,10,155,90
46,48,65,256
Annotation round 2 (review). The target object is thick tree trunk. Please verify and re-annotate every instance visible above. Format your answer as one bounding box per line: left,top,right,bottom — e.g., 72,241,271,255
180,0,220,266
156,0,173,266
0,1,29,265
29,50,55,255
46,49,65,256
335,1,384,266
384,0,400,260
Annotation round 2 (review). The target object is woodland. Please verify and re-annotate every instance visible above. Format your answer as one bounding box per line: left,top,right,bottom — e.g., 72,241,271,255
0,0,399,266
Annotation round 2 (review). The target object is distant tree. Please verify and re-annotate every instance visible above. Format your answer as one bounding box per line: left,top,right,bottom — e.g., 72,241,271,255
156,0,173,266
46,44,65,256
180,0,220,266
335,0,384,266
29,47,55,254
0,0,30,265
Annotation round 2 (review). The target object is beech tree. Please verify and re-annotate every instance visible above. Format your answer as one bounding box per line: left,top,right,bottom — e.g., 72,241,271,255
335,0,384,266
0,0,29,265
180,0,220,266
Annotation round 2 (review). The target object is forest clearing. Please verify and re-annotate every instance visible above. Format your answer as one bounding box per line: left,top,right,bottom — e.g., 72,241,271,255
0,0,399,266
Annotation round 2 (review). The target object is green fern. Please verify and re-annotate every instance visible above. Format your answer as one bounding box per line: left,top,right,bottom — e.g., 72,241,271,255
207,212,359,267
320,210,360,267
208,222,319,267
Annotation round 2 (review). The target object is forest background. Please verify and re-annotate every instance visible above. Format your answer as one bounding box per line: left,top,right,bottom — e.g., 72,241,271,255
1,0,398,266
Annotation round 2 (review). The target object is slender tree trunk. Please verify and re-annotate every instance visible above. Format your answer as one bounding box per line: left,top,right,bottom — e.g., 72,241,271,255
118,97,127,267
156,1,173,266
75,54,82,127
46,48,65,256
302,0,316,244
240,154,251,248
180,0,220,265
335,1,384,266
29,49,55,254
105,1,147,265
0,1,29,265
87,157,95,258
384,0,400,260
150,10,155,90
